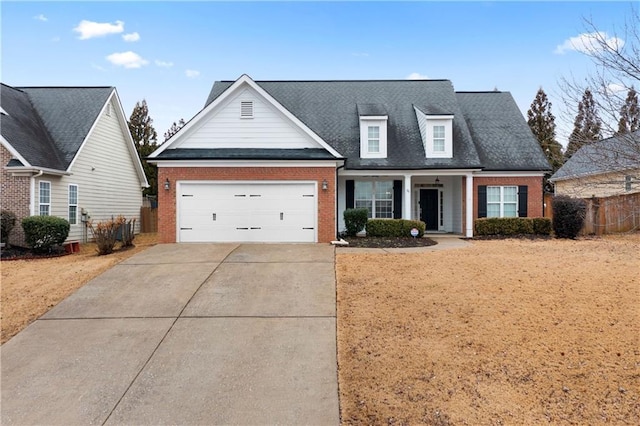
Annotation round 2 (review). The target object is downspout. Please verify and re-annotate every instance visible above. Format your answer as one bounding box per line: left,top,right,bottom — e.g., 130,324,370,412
335,162,346,239
29,170,44,216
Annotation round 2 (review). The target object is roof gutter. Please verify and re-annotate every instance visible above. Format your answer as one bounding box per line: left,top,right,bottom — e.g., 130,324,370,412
4,166,71,177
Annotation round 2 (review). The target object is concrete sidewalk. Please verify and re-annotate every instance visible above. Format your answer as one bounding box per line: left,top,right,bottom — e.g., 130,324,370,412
1,244,339,426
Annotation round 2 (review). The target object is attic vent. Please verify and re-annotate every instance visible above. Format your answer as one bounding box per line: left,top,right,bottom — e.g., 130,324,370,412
105,104,112,116
240,101,254,118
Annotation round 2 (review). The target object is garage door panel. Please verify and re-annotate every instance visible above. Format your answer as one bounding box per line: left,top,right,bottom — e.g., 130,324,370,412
178,182,316,243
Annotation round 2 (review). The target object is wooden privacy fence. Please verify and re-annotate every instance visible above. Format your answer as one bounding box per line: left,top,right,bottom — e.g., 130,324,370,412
140,206,158,233
580,192,640,235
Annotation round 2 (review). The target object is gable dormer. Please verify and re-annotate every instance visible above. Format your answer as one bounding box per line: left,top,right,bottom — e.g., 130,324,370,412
414,106,453,158
358,104,388,159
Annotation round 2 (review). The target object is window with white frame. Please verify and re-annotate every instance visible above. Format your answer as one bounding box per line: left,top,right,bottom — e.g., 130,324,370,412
68,184,78,225
359,116,388,158
487,186,517,218
433,125,445,152
39,181,51,216
367,126,380,153
355,181,393,218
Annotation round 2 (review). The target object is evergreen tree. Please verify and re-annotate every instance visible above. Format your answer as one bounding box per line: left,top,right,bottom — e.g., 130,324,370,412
565,89,602,160
164,118,186,142
128,100,158,196
526,88,564,174
616,87,639,134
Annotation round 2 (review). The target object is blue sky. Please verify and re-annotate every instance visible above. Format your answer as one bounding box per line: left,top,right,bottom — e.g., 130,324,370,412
1,1,633,145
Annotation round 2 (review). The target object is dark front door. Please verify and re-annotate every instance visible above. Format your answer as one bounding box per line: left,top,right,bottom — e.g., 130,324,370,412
419,189,439,231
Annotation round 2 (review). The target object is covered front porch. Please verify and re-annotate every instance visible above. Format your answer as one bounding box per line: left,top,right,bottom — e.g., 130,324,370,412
337,170,478,237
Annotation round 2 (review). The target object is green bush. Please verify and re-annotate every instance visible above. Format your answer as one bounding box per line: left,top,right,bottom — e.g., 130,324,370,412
474,217,552,236
366,219,426,237
344,208,369,237
552,196,586,239
21,216,70,252
1,210,17,246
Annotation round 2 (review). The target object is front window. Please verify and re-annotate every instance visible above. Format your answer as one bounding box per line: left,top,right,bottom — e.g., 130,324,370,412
487,186,517,218
39,181,51,216
433,125,445,152
355,181,393,218
68,184,78,225
367,126,380,153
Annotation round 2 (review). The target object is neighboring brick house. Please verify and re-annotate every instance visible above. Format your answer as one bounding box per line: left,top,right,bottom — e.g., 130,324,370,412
148,75,550,243
550,130,640,198
0,83,148,247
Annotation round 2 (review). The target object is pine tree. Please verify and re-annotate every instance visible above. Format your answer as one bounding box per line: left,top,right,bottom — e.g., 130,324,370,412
617,87,639,134
164,118,186,142
128,100,158,196
565,89,602,160
527,88,564,174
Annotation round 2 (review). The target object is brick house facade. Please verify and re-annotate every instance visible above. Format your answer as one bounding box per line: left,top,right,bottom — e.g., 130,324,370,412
1,145,30,246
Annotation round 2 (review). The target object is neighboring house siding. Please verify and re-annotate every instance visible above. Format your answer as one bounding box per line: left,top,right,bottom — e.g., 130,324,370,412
177,87,318,149
158,167,336,244
473,176,543,219
44,99,142,241
554,170,640,198
0,145,30,246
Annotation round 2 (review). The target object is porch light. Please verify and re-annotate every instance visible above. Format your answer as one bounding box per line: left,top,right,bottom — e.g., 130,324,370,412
435,176,440,183
164,178,170,191
322,179,328,191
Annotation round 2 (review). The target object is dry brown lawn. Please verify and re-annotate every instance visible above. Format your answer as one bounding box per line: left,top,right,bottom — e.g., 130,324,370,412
1,233,157,344
337,234,640,425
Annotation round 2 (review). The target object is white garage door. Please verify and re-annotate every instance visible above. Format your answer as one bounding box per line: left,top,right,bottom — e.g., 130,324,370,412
178,182,317,243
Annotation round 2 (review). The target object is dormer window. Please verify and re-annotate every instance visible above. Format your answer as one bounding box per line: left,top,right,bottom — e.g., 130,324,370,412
433,125,445,152
414,107,453,158
360,116,387,158
240,101,254,118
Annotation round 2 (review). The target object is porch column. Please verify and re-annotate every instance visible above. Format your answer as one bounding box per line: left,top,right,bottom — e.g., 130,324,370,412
466,172,474,237
403,174,412,219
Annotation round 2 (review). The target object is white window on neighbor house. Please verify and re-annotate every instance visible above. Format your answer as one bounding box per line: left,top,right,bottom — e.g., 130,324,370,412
625,175,632,191
433,125,445,152
487,186,518,218
39,181,51,216
359,116,388,158
355,181,393,219
240,101,254,118
68,184,78,225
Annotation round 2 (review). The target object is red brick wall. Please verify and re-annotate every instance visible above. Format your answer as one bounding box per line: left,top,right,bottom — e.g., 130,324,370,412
1,145,31,246
158,166,337,243
473,176,544,219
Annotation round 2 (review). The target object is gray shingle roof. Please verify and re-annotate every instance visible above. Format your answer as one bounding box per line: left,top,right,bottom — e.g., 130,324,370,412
551,130,640,180
0,83,113,170
154,148,338,160
206,80,484,170
456,92,551,171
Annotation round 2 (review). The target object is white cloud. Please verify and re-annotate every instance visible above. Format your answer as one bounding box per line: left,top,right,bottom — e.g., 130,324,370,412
606,83,627,94
155,60,174,68
554,32,624,55
122,32,140,42
34,14,48,22
106,51,148,69
406,72,429,80
185,69,200,78
74,20,124,40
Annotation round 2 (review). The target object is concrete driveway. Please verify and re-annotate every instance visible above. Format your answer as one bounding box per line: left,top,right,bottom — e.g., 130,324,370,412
1,244,339,426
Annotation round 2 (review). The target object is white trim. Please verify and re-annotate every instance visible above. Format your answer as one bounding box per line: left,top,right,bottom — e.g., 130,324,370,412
425,114,454,120
154,159,343,168
150,74,342,159
68,184,79,225
402,174,412,219
1,135,31,167
38,180,51,216
176,180,319,243
477,171,546,177
359,115,388,121
4,166,70,176
339,168,481,177
465,173,473,237
359,118,387,159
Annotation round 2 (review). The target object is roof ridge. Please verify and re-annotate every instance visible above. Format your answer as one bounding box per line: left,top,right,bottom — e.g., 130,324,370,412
456,91,506,94
217,79,452,83
0,83,26,94
16,86,114,89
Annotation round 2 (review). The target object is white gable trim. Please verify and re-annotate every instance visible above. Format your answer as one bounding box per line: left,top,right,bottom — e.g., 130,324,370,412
1,135,31,167
67,89,148,188
149,74,342,158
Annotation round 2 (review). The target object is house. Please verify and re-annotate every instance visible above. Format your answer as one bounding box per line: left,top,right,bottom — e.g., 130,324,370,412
1,83,148,246
148,75,549,243
550,130,640,198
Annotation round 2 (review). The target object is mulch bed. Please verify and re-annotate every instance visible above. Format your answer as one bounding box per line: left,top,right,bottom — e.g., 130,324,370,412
0,246,67,261
340,237,437,248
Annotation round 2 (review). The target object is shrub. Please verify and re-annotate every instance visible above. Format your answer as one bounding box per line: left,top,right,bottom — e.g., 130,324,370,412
366,219,426,238
1,210,17,246
21,216,70,252
344,208,369,237
474,217,552,236
115,216,136,247
552,196,587,239
89,218,120,255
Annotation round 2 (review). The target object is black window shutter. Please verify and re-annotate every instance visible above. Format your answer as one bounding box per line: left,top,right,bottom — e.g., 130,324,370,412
346,180,355,209
478,185,487,218
393,180,402,219
518,185,528,217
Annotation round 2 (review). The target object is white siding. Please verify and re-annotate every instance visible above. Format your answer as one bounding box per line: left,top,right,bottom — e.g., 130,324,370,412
36,97,143,242
176,87,319,149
